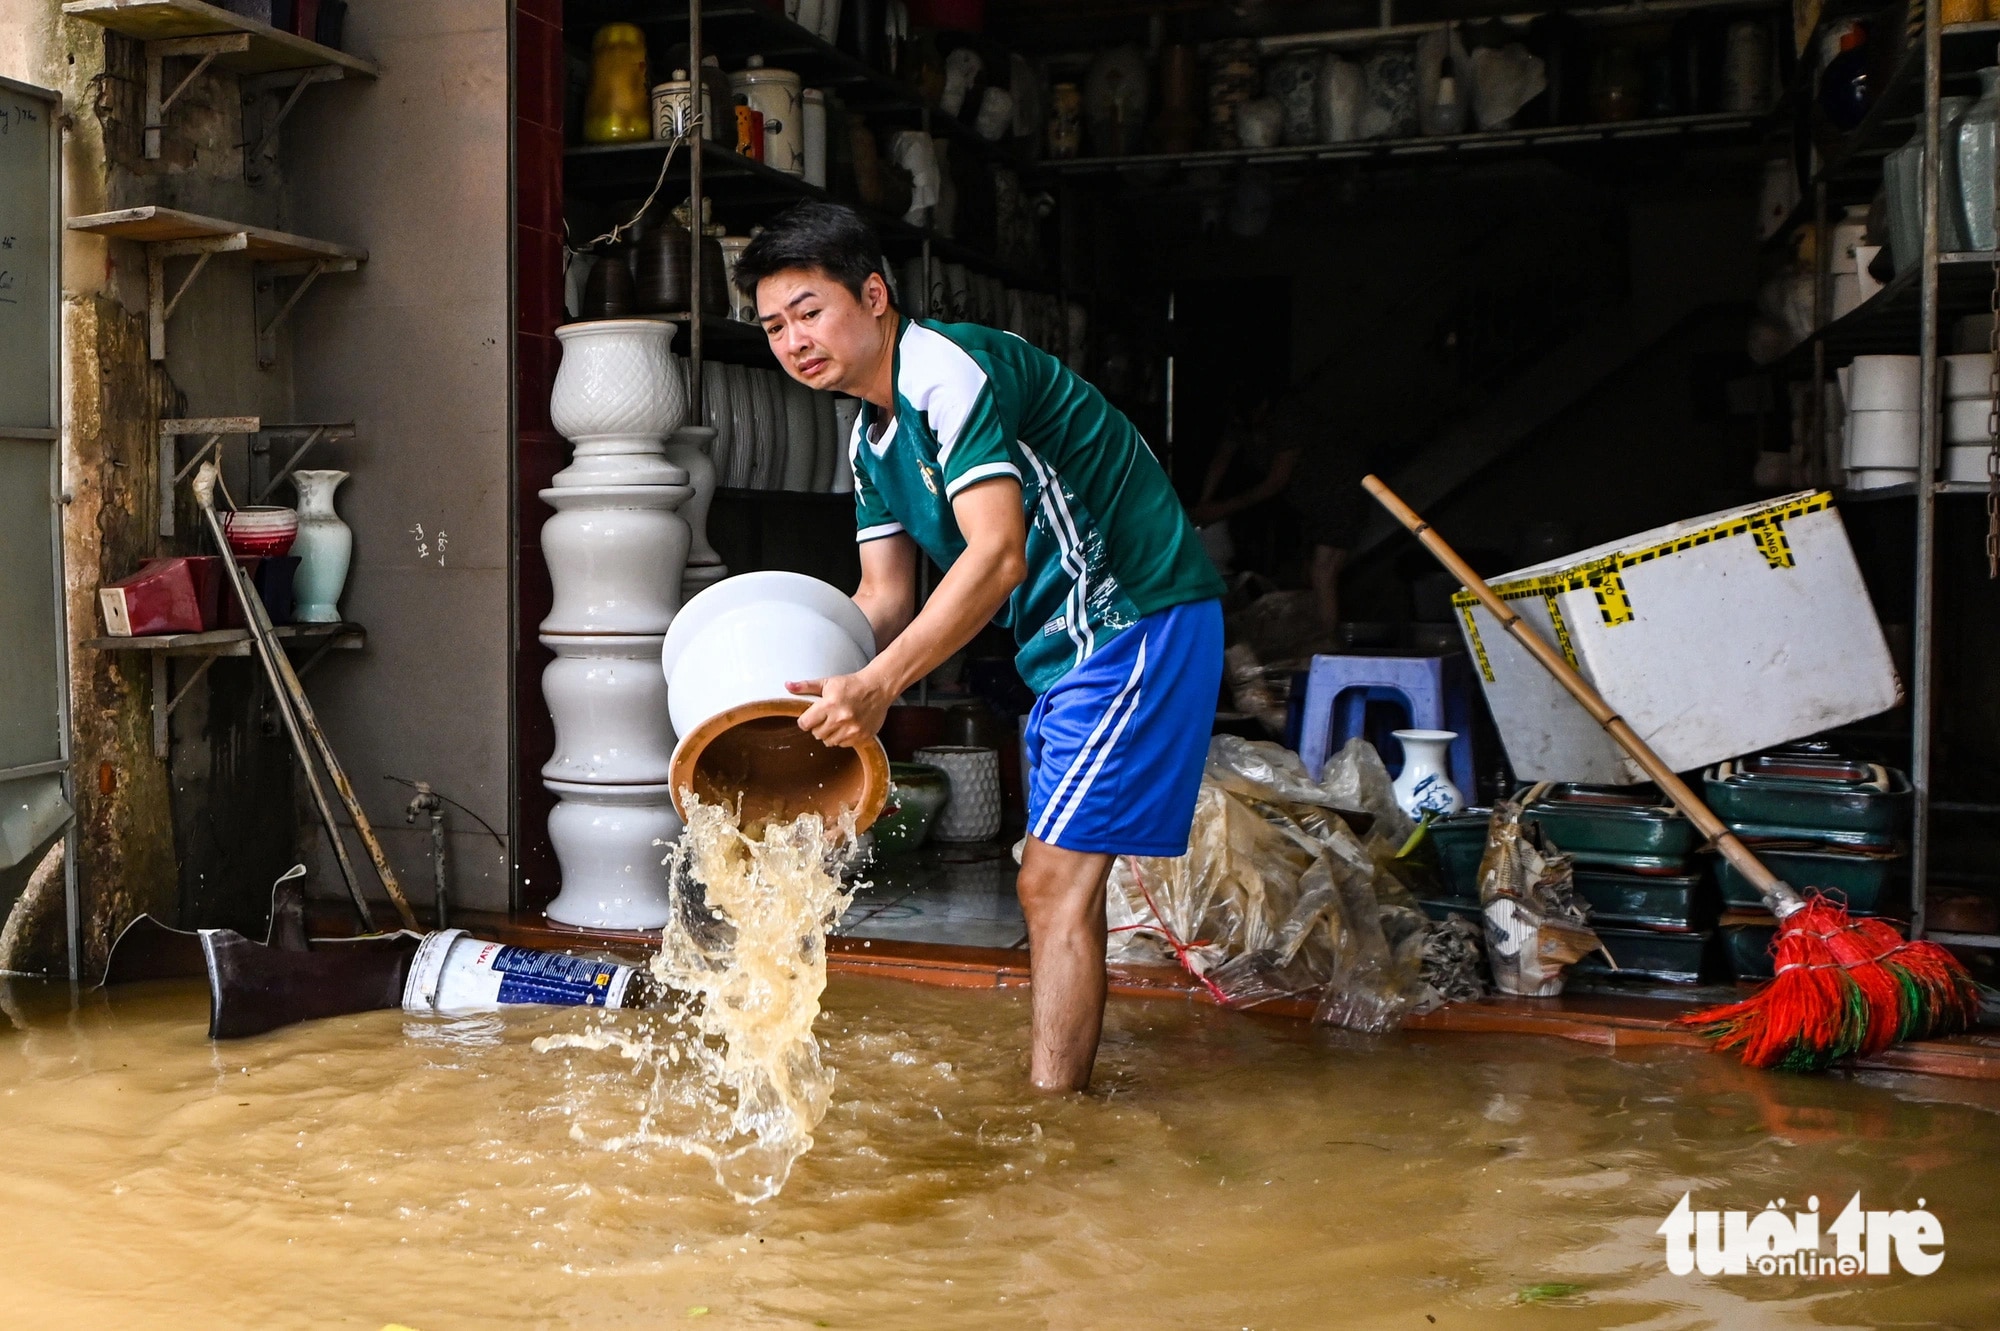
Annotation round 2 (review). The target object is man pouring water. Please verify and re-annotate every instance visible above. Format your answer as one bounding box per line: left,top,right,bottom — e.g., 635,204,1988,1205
736,203,1225,1093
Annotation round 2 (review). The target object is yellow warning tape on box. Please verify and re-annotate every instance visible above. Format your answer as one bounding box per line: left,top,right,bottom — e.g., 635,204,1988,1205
1451,491,1832,682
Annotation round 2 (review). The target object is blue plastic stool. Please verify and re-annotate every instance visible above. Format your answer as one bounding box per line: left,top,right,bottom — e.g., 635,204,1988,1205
1297,652,1478,798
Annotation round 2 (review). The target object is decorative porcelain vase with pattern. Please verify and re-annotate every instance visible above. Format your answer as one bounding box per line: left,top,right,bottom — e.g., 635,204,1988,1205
549,318,689,487
1390,729,1464,818
289,469,352,624
913,744,1003,842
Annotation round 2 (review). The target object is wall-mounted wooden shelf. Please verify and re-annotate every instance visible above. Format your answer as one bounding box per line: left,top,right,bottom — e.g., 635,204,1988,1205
67,207,366,361
85,621,364,758
64,0,378,161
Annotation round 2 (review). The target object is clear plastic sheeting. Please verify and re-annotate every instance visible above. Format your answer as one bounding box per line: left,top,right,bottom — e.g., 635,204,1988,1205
1476,794,1604,997
1106,736,1438,1034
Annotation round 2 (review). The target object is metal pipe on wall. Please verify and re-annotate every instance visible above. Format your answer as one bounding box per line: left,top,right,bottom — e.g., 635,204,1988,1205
688,0,704,410
1911,0,1943,939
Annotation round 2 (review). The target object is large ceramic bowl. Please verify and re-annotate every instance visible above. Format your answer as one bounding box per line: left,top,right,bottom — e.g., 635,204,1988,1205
661,570,888,832
222,507,298,558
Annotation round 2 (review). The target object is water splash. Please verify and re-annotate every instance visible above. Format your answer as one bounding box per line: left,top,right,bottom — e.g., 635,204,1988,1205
536,794,859,1203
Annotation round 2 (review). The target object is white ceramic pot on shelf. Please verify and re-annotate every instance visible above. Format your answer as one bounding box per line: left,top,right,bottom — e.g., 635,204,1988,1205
540,633,677,785
543,779,682,931
1945,396,1997,444
290,469,352,623
913,745,1003,842
549,319,689,487
781,377,817,490
1945,444,1993,484
1844,355,1921,412
810,390,839,491
1846,409,1921,468
1390,729,1464,818
1943,351,1995,399
659,570,888,830
539,484,693,634
664,424,725,567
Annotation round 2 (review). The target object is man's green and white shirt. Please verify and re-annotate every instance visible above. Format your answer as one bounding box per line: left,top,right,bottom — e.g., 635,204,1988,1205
850,317,1224,693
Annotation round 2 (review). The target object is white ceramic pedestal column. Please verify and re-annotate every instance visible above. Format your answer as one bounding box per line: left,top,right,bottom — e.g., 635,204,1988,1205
541,317,693,931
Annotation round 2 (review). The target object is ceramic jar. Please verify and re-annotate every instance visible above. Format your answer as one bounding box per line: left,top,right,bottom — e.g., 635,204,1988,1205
1084,45,1149,156
1235,97,1283,149
913,745,1002,841
659,570,889,830
651,69,697,139
539,485,693,634
1957,69,2000,253
1390,729,1465,817
579,248,636,319
802,87,828,187
542,780,681,930
1047,81,1082,158
1266,53,1319,146
1317,54,1363,142
717,235,755,322
289,470,351,623
540,633,677,784
1362,43,1419,139
583,23,651,143
871,762,951,854
664,424,725,575
549,319,690,488
1205,39,1258,147
1887,96,1975,272
732,57,805,175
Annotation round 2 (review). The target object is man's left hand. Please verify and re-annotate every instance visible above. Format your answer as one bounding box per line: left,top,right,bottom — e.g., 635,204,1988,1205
787,669,896,749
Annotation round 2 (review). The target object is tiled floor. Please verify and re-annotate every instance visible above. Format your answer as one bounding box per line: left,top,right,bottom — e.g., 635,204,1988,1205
836,839,1028,951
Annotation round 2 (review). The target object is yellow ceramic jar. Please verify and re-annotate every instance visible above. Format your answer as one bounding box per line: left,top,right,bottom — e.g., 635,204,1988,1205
583,23,652,144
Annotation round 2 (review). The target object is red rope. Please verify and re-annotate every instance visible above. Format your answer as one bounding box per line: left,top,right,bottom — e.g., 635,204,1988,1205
1125,856,1233,1007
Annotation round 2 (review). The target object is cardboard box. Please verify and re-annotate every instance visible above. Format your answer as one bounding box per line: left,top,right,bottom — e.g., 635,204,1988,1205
1454,491,1901,784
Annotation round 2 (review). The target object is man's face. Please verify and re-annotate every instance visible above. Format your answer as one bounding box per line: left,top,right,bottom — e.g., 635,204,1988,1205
756,266,891,395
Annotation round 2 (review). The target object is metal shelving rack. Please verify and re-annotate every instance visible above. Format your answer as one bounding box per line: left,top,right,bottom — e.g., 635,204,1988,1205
1781,3,2000,950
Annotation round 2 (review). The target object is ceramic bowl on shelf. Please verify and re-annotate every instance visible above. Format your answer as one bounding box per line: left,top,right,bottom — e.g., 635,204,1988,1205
1845,466,1918,491
1845,409,1921,468
1943,351,1995,400
1843,354,1922,412
222,507,299,558
1945,443,1993,483
1945,395,1997,444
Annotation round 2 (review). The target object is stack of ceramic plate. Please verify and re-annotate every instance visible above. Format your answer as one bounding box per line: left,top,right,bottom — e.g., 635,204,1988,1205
1838,355,1920,490
221,506,299,557
1943,351,1997,483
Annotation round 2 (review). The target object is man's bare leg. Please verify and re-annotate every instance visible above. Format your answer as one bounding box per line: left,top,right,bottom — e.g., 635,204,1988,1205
1015,836,1113,1092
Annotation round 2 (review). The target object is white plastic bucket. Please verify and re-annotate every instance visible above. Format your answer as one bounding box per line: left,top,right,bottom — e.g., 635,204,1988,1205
401,929,638,1013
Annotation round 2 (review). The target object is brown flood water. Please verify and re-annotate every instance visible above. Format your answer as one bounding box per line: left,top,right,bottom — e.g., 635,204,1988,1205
1,973,1996,1330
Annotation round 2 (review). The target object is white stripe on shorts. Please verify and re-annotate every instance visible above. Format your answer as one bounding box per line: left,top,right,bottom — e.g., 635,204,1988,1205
1031,633,1148,843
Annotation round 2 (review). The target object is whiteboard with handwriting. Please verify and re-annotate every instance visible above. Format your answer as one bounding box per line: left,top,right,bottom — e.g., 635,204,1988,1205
0,77,55,432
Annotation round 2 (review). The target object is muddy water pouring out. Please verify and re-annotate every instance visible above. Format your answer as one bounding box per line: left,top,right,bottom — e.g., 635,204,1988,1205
538,795,858,1203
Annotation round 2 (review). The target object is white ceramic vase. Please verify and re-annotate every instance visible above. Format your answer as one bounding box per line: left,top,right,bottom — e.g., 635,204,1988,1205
913,745,1003,842
539,484,693,634
540,633,676,784
1390,729,1464,818
290,469,352,623
543,779,682,930
659,570,888,828
664,424,725,568
548,319,689,487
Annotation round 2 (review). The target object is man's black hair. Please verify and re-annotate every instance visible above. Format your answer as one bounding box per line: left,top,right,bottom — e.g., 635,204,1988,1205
733,201,890,305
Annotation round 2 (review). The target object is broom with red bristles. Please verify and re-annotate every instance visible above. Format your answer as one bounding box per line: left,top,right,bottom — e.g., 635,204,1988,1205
1364,476,1982,1072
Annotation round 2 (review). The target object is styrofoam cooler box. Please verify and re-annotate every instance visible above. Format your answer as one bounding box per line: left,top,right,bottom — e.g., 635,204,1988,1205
1454,491,1901,784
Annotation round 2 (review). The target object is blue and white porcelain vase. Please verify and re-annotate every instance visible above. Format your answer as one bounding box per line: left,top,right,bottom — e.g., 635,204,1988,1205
1390,729,1464,818
289,469,352,624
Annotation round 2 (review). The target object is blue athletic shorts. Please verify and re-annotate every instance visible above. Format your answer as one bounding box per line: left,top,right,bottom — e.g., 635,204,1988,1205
1022,599,1224,857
